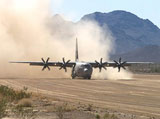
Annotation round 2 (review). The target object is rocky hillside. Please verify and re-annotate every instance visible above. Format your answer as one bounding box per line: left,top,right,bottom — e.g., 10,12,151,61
81,10,160,55
110,45,160,62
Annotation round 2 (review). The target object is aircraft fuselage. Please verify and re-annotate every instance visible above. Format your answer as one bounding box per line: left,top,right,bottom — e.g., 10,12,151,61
72,62,93,79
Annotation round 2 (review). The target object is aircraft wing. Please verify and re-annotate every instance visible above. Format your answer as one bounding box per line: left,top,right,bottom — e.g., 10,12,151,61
10,61,75,67
10,58,75,71
89,58,154,72
90,62,153,67
107,62,154,67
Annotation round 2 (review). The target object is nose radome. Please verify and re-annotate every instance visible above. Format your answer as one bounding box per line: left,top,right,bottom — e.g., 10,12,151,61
84,68,88,72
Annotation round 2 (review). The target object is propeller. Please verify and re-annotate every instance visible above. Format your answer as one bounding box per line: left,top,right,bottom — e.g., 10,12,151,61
113,57,127,72
41,57,50,71
59,57,70,72
95,58,107,72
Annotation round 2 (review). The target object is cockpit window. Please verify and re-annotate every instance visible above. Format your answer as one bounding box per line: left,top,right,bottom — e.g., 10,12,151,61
83,65,90,68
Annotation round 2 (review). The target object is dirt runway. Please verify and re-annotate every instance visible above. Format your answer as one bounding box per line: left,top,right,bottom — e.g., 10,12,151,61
0,74,160,117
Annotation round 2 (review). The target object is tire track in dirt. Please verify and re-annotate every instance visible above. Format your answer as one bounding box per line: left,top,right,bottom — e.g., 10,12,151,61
0,75,160,117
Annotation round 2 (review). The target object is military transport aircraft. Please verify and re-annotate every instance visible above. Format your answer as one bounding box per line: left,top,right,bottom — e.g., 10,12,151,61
10,39,153,79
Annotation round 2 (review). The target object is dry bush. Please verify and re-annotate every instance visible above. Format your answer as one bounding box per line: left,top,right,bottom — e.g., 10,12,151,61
12,105,36,119
0,85,16,102
0,99,8,119
95,114,101,119
86,104,93,111
16,87,32,101
103,112,119,119
18,98,32,107
0,85,33,119
55,103,71,119
0,85,31,102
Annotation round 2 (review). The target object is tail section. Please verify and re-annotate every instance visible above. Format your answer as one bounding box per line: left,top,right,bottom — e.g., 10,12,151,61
75,38,79,62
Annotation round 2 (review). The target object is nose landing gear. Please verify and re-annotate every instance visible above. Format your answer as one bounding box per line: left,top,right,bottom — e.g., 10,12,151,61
85,76,91,79
71,74,76,79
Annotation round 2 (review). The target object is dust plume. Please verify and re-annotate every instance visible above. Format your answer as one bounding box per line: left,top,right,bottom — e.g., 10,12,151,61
0,0,132,79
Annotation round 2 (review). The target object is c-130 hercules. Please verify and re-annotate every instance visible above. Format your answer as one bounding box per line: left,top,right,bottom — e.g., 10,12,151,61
10,38,153,79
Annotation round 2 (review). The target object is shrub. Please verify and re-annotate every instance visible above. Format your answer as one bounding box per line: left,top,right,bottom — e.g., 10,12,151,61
110,114,118,119
55,103,69,119
13,105,36,119
0,85,16,101
103,113,110,119
86,104,93,111
0,85,33,119
103,113,119,119
16,87,31,100
95,114,101,119
18,98,32,107
0,99,8,119
0,85,31,102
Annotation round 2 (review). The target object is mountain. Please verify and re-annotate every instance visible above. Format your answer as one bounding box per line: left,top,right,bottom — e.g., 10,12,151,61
110,45,160,62
81,10,160,55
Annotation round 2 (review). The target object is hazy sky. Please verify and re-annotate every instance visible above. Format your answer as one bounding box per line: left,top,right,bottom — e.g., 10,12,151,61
51,0,160,28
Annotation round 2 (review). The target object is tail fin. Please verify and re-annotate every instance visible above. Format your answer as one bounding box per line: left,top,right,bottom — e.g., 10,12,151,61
75,38,79,61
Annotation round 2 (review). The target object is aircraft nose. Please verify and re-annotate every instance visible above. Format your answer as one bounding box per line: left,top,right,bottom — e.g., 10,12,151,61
84,68,88,72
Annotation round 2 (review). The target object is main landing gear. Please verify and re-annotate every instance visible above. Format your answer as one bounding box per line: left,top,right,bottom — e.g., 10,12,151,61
71,75,91,80
71,74,76,79
84,76,91,79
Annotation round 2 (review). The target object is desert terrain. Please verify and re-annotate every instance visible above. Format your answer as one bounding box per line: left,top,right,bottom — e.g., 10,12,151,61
0,74,160,119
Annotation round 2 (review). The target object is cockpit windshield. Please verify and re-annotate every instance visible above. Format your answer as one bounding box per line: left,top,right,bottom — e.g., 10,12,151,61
83,64,91,69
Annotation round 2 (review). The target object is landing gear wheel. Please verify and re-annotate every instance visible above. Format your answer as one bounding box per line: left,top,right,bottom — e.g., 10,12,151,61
84,76,91,80
71,74,76,79
72,76,75,79
87,76,91,79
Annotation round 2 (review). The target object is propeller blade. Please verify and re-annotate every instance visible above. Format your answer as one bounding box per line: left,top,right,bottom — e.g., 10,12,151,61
121,61,127,65
95,60,99,65
41,58,51,71
103,66,107,70
114,58,127,72
41,58,45,63
66,60,70,64
95,58,107,72
62,57,65,63
119,57,121,63
118,67,121,72
122,66,126,70
59,58,70,72
59,66,63,70
114,60,119,65
65,68,67,72
99,68,102,72
42,66,46,71
47,66,50,71
46,57,50,63
100,58,103,64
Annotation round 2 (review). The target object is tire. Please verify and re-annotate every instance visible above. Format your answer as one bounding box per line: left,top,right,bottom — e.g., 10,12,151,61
84,76,91,80
72,76,75,79
71,74,76,79
87,76,91,79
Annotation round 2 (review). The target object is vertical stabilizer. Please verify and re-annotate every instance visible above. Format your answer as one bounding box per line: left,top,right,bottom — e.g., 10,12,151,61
75,38,79,61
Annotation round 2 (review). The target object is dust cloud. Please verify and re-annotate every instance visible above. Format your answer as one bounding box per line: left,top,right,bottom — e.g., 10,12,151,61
0,0,132,80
